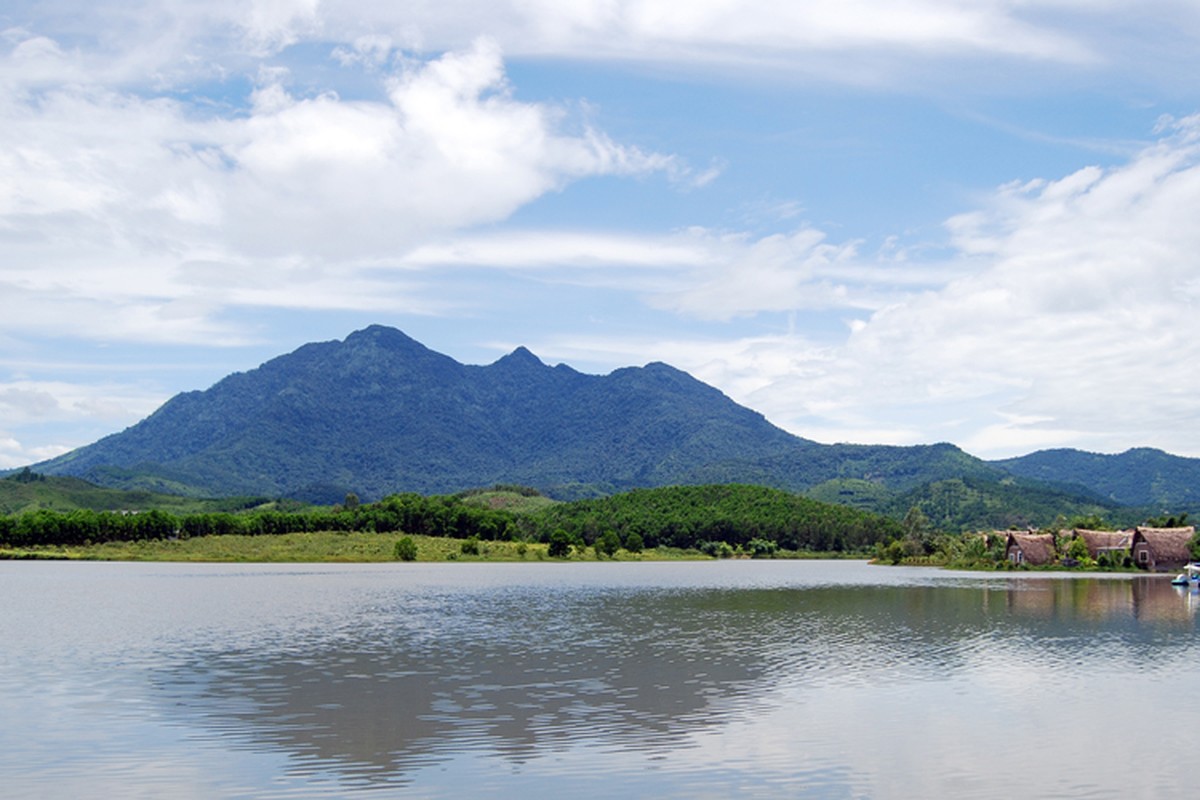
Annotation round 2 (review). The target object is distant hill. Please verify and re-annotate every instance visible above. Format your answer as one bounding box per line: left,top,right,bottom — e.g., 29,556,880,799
0,468,274,515
992,447,1200,509
27,325,1194,527
883,475,1123,533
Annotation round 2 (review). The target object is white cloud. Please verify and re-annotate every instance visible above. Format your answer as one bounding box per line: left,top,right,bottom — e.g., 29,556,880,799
496,117,1200,458
264,0,1107,75
0,378,167,467
7,1,1196,94
0,379,163,425
648,229,868,319
580,0,1092,60
702,116,1200,456
400,226,953,319
0,37,674,343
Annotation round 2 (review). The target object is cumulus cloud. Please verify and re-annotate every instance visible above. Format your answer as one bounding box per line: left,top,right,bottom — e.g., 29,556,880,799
646,116,1200,456
224,38,672,258
0,36,674,342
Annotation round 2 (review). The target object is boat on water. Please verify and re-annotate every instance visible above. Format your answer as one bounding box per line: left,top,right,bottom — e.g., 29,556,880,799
1171,563,1200,586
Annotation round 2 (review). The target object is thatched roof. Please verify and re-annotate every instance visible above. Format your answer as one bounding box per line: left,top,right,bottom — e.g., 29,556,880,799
1071,528,1132,558
1006,531,1057,565
1135,525,1194,536
1132,527,1195,563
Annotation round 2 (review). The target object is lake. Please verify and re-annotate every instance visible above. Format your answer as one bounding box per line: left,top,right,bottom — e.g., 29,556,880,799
1,559,1197,798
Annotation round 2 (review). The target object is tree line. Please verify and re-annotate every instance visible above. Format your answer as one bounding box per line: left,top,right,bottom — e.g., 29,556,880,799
0,484,903,554
0,493,520,549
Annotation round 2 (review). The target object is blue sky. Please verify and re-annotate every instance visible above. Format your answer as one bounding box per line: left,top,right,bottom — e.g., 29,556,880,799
4,1,1200,469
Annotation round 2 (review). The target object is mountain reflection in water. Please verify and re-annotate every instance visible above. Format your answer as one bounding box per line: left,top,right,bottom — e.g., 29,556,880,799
2,561,1198,799
146,568,1195,791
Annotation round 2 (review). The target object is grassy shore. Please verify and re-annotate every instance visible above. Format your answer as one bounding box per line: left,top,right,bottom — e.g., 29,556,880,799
0,531,715,563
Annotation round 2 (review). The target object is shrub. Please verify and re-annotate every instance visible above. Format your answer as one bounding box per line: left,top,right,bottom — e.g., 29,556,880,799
596,530,621,558
548,529,572,558
746,538,778,558
461,536,481,555
394,536,418,562
698,540,734,558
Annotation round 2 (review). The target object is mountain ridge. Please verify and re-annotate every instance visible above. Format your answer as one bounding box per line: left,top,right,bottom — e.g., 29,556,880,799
28,325,1199,521
36,326,811,501
992,446,1200,509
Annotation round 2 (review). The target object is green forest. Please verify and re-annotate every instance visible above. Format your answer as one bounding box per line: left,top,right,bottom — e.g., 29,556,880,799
0,478,902,558
5,467,1195,566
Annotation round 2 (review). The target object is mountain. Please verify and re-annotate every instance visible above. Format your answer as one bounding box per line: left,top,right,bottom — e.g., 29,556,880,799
30,325,1188,524
36,326,823,501
992,447,1200,509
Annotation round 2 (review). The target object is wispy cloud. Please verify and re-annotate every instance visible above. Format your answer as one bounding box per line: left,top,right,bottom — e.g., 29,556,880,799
0,378,167,467
7,1,1193,93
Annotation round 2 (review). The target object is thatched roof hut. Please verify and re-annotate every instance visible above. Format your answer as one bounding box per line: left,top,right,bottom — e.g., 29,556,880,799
1005,531,1057,566
1070,529,1132,559
1130,526,1195,572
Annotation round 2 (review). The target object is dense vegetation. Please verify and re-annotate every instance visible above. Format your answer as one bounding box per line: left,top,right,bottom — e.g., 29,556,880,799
881,475,1124,533
0,482,902,558
874,519,1200,572
531,484,902,553
994,447,1200,509
0,492,517,549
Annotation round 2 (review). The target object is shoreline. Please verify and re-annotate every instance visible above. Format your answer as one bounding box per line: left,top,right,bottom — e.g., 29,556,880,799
0,531,845,563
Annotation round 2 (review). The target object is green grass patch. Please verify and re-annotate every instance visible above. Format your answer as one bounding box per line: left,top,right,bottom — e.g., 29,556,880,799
0,531,714,563
0,472,284,516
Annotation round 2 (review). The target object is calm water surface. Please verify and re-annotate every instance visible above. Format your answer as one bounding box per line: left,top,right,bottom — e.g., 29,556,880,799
1,560,1197,798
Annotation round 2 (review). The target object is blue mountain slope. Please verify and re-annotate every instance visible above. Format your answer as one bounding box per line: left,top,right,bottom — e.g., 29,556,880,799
36,326,814,500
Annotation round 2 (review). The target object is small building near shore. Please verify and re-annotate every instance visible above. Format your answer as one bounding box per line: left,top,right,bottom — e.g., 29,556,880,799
1130,527,1195,572
1070,529,1133,561
1006,531,1057,566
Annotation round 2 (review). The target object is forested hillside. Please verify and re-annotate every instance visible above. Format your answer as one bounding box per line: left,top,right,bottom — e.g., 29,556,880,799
0,468,276,516
1,483,901,556
22,326,1059,507
531,484,903,552
883,475,1122,533
993,447,1200,508
34,326,811,500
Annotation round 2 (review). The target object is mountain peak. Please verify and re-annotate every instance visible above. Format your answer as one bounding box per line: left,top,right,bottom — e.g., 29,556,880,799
493,346,545,370
33,328,810,499
344,325,424,351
